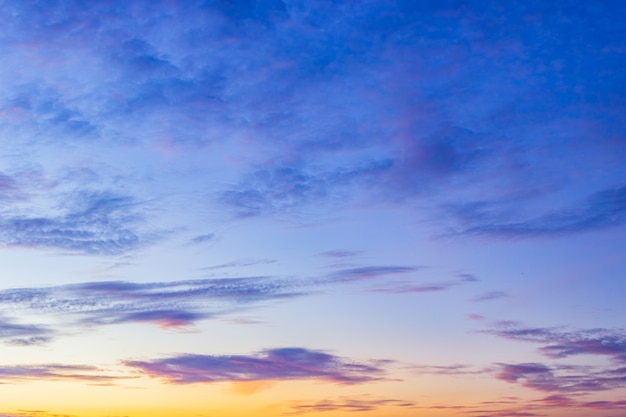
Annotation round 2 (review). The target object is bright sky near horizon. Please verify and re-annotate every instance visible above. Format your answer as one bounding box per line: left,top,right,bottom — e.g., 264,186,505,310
0,1,625,416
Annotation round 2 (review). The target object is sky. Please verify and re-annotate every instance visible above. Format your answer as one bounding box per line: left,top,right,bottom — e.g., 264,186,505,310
0,0,625,416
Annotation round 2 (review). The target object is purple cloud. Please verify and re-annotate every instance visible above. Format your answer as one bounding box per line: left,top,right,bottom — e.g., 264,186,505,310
495,362,626,393
484,325,626,363
124,347,386,385
0,364,121,383
0,277,299,338
0,263,418,338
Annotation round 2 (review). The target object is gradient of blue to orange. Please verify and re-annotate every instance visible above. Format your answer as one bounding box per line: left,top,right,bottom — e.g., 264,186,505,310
0,1,625,416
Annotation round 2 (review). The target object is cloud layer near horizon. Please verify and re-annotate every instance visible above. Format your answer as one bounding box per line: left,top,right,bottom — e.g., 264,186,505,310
125,347,386,385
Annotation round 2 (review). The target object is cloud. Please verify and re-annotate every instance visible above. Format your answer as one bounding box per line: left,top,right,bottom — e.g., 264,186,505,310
318,250,361,258
0,316,52,344
1,0,623,245
0,277,298,337
371,272,477,295
495,362,626,393
188,233,215,245
325,266,419,283
447,185,626,239
218,161,393,218
372,282,453,295
411,364,489,376
124,347,386,385
484,324,626,363
285,396,414,414
202,258,277,270
0,364,121,383
0,264,417,338
0,190,144,255
471,291,509,302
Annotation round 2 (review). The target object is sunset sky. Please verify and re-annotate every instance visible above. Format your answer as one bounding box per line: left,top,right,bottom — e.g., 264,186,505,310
0,1,625,416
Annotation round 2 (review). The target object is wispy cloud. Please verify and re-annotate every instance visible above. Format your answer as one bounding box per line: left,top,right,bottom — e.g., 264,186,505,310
0,264,418,339
188,233,215,245
0,189,144,255
285,396,414,414
0,277,298,333
411,364,489,376
325,266,419,283
202,258,277,271
470,291,509,302
125,347,387,385
318,250,362,258
496,362,626,393
418,394,626,416
484,324,626,363
0,316,52,345
446,185,626,239
371,272,476,295
0,364,122,383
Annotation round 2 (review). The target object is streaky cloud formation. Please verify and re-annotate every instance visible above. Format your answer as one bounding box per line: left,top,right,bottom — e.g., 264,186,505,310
0,276,299,333
286,396,414,414
447,185,626,239
371,272,477,294
318,250,362,258
0,264,417,339
188,233,215,245
484,324,626,363
325,266,419,283
496,362,626,393
411,364,488,376
0,316,52,345
420,394,626,416
202,258,277,270
0,364,121,383
124,347,386,385
470,290,509,302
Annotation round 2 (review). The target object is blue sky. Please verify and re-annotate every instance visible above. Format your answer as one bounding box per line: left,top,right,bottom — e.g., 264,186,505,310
0,1,625,416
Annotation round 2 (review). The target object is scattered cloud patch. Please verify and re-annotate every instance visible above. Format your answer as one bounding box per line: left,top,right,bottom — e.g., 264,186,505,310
125,347,387,385
0,316,52,345
188,233,215,244
325,266,419,284
371,273,478,295
0,191,143,255
496,362,626,393
202,258,277,270
318,250,362,258
484,324,626,363
447,186,626,239
471,291,509,302
286,396,414,414
0,364,122,383
411,364,488,376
